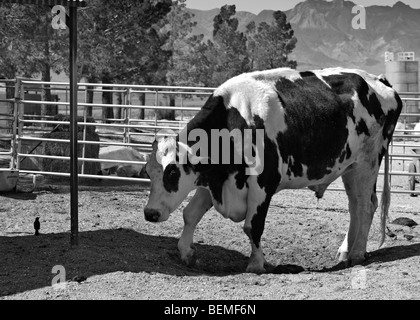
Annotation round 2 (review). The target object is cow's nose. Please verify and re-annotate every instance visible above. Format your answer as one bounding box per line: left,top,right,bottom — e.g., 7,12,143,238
144,208,160,222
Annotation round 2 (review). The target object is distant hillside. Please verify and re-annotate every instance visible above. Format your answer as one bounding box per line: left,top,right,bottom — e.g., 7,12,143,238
187,0,420,75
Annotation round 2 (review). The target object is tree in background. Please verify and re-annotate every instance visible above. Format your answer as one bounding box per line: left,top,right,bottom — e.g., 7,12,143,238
0,4,66,119
244,21,258,72
0,0,174,121
209,5,250,86
158,0,204,120
0,5,24,118
160,0,213,89
246,11,297,70
77,0,172,121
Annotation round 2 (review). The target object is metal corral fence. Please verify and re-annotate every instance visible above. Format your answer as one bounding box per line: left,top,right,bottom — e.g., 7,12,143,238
0,78,419,195
0,78,214,184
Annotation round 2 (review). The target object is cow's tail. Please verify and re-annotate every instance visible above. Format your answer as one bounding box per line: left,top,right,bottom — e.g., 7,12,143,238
379,149,391,248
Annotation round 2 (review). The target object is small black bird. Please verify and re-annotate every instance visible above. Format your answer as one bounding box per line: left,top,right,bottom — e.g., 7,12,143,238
34,217,40,236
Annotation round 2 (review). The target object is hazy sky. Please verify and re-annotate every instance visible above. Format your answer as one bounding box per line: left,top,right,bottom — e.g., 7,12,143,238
185,0,420,14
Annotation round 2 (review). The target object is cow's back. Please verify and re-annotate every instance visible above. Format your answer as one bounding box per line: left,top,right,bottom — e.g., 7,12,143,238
213,67,402,189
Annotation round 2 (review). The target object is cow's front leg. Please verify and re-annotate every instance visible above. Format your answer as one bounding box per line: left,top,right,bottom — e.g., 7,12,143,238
243,178,272,274
178,187,213,266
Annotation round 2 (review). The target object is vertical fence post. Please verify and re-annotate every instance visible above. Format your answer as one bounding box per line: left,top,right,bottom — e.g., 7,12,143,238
154,89,159,140
129,89,134,144
180,94,184,122
81,86,87,175
402,99,407,173
124,88,131,144
69,5,79,247
65,86,69,115
11,79,20,170
16,78,24,171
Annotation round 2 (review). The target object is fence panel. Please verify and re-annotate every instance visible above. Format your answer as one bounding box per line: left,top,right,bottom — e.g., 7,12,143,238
12,79,214,183
388,92,420,196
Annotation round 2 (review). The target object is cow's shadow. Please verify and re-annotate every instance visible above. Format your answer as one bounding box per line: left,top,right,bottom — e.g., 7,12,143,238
0,229,248,297
309,243,420,273
0,191,38,201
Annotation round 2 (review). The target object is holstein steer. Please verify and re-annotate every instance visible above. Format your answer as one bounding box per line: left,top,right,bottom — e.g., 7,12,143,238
144,67,402,274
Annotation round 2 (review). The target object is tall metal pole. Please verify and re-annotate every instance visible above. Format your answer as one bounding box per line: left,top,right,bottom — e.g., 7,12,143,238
69,5,79,247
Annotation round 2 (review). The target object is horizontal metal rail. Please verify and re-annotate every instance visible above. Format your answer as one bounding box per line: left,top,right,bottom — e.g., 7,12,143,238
393,135,420,139
391,143,420,148
389,154,420,159
327,187,420,195
19,119,184,131
130,90,212,96
394,130,420,133
401,97,420,101
18,153,146,165
21,79,216,91
395,114,420,119
19,169,150,182
20,136,153,148
127,132,168,137
400,92,420,95
20,99,202,111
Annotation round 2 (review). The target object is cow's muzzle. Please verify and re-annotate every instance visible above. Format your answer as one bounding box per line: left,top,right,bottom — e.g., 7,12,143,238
144,208,161,223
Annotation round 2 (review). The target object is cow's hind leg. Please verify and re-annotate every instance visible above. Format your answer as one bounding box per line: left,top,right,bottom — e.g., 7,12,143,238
339,162,379,266
178,188,213,266
243,177,273,274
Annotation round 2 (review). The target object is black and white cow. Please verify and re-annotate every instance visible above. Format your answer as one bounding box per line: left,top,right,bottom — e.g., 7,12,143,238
144,67,402,274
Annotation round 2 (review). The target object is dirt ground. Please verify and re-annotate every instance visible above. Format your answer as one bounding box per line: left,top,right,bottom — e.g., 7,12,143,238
0,172,419,301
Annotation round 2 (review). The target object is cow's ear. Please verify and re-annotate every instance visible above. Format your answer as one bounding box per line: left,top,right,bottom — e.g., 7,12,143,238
152,140,159,152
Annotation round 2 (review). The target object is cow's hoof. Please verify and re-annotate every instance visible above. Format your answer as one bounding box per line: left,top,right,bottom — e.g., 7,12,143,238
347,253,368,267
337,251,348,262
346,258,365,268
245,263,266,274
180,246,197,267
181,254,196,267
337,251,364,268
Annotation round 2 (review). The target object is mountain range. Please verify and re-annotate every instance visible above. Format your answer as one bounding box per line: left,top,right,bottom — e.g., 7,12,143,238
187,0,420,75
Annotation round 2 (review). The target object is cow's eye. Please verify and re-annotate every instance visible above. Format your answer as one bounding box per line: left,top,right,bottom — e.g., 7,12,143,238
163,164,181,192
168,168,178,181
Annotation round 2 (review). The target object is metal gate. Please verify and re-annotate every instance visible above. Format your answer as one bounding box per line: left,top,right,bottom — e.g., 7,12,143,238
0,78,214,184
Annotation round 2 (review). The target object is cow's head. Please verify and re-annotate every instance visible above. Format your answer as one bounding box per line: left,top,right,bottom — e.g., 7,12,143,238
144,133,198,222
